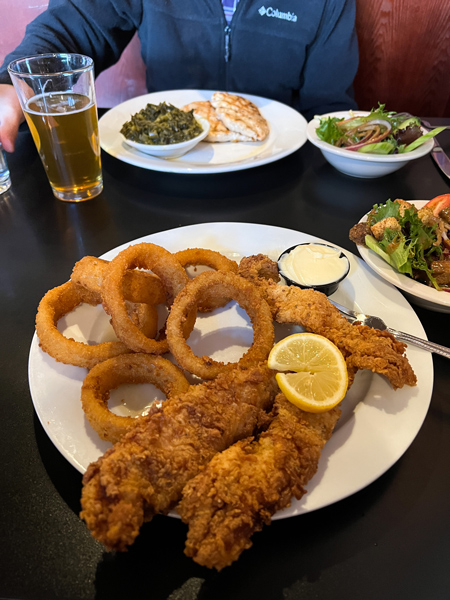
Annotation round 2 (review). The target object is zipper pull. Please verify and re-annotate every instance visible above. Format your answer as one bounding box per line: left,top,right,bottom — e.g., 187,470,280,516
224,25,231,62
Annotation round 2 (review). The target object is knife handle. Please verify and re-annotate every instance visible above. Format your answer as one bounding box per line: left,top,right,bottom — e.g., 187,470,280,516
431,142,450,179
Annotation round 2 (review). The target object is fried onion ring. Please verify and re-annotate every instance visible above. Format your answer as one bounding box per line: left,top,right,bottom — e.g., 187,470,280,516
126,301,159,340
71,256,166,305
35,281,134,369
174,248,239,312
81,353,191,443
165,270,274,379
101,243,190,354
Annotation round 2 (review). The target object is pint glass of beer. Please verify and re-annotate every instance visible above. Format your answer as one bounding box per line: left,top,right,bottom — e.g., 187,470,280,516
8,54,102,202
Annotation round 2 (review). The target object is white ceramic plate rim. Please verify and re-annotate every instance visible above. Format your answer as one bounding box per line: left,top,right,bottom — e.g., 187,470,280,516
28,223,432,519
306,111,434,162
99,89,307,174
357,200,450,310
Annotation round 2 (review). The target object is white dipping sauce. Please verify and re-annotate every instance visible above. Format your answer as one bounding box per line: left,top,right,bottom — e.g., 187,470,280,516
279,244,348,286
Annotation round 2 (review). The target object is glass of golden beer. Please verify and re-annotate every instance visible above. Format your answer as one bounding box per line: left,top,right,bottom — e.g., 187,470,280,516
8,53,102,202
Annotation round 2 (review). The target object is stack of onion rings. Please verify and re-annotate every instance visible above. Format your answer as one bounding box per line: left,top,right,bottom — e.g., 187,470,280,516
81,353,190,443
101,243,191,354
35,244,277,445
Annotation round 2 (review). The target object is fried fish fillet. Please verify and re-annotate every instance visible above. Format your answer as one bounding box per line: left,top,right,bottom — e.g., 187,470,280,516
211,92,270,141
80,364,278,551
239,255,417,390
181,100,253,142
178,393,341,570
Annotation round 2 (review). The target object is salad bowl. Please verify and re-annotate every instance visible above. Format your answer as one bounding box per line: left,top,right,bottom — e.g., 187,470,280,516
306,111,436,178
356,200,450,313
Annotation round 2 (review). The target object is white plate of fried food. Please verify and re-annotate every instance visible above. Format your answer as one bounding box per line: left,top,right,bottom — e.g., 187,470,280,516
99,89,307,173
28,222,432,529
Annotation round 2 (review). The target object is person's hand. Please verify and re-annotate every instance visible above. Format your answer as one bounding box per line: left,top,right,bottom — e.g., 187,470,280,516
0,84,25,152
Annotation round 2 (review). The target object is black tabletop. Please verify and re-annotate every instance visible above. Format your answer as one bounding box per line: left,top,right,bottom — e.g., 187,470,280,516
1,115,450,600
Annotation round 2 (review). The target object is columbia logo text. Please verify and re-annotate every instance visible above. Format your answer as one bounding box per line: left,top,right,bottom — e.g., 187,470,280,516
258,6,298,21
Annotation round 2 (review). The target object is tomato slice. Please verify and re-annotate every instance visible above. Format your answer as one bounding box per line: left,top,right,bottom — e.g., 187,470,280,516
424,194,450,216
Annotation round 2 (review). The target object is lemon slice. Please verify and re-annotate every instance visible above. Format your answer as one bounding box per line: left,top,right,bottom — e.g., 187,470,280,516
267,333,348,413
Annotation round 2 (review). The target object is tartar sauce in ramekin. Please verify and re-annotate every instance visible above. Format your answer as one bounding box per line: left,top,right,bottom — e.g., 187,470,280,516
279,244,348,286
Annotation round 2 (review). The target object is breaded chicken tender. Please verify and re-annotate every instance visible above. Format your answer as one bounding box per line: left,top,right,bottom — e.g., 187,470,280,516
239,255,417,390
80,365,278,551
178,394,341,570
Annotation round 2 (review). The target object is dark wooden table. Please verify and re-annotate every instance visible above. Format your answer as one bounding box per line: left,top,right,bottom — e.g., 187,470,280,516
1,116,449,600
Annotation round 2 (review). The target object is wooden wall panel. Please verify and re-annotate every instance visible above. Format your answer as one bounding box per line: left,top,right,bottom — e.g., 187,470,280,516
354,0,450,117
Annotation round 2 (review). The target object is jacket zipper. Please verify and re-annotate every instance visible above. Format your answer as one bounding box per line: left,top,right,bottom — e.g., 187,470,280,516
224,25,231,62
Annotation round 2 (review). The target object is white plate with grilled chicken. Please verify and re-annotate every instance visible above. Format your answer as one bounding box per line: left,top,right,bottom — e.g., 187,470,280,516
99,89,307,174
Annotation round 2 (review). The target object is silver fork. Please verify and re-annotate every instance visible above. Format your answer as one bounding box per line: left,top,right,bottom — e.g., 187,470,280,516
329,299,450,359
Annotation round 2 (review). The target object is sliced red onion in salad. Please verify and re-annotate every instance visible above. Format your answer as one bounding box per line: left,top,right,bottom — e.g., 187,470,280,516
336,119,392,150
315,104,445,155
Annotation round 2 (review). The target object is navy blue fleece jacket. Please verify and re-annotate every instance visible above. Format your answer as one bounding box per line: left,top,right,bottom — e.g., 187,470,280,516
0,0,359,119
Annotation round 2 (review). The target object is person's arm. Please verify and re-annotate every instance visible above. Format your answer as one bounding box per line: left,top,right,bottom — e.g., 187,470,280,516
299,0,359,120
0,0,142,150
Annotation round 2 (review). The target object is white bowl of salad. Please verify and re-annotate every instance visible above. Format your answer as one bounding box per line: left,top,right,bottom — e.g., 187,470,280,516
306,107,444,178
351,197,450,312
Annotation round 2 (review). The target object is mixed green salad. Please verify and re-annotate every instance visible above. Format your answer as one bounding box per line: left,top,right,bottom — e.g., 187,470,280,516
316,104,445,154
351,197,450,291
